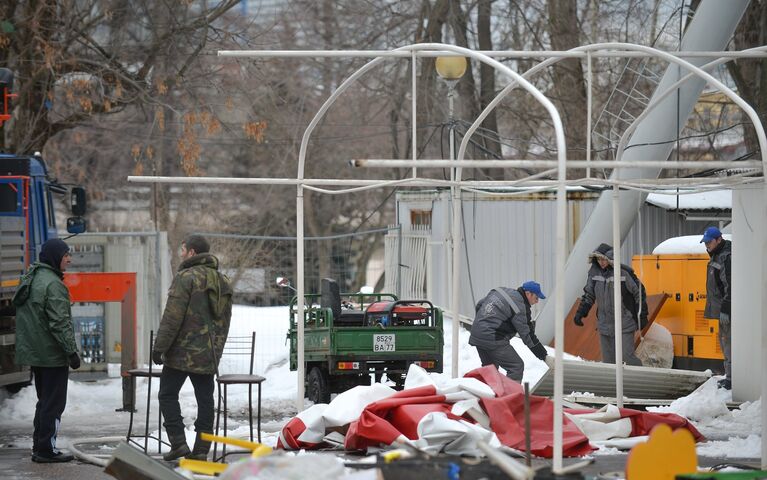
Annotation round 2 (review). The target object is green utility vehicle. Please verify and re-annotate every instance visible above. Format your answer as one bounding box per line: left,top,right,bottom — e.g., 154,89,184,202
286,278,443,403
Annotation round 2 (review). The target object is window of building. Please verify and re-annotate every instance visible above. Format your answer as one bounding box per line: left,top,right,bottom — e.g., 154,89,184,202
410,209,432,227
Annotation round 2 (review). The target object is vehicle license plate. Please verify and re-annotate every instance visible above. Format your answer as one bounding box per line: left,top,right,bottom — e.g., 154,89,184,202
373,334,396,352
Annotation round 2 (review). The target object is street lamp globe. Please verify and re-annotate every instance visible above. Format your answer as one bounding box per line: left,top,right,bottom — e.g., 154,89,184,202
435,56,467,81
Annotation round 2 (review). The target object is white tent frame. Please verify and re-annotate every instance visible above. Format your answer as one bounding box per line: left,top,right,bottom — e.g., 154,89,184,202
129,42,767,472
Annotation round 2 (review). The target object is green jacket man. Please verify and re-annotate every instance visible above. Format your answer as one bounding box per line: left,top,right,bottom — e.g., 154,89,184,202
13,238,80,463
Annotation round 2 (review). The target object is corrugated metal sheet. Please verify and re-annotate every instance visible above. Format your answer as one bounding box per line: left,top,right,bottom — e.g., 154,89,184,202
531,359,711,399
394,191,722,318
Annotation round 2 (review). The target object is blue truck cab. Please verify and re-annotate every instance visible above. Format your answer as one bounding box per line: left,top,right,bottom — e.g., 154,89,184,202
0,153,86,390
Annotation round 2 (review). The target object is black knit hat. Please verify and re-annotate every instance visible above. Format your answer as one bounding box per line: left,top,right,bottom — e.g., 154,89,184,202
39,238,70,271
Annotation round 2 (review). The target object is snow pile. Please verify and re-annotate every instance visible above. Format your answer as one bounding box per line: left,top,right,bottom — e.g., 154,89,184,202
646,190,731,211
648,377,762,458
648,377,731,423
652,234,732,255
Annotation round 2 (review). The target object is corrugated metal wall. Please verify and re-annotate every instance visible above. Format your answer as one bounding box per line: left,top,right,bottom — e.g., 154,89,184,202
394,190,716,319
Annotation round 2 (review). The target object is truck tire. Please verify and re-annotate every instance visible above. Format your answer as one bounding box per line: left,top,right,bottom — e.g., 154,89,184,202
307,367,330,404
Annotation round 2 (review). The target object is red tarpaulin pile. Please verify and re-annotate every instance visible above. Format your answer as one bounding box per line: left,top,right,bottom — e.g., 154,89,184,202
278,365,703,458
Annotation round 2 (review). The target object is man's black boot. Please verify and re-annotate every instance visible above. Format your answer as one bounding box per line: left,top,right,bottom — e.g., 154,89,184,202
163,433,190,461
32,450,75,463
185,432,212,461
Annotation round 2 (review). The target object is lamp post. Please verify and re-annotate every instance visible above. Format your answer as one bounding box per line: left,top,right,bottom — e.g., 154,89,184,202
436,56,467,378
436,57,467,172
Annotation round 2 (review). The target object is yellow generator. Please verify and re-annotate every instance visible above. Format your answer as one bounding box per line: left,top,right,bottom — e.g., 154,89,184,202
632,252,724,371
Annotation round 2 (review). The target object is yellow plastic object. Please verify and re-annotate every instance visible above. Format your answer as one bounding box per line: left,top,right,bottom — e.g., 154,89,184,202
633,254,723,361
178,458,228,475
625,423,697,480
383,450,403,463
200,432,273,457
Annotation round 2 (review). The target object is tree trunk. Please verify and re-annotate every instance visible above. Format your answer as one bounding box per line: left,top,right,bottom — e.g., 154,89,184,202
477,0,501,178
415,0,449,156
547,0,588,166
727,0,767,155
11,1,56,153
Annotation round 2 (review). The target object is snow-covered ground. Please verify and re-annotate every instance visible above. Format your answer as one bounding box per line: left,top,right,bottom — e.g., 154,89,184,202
0,305,760,459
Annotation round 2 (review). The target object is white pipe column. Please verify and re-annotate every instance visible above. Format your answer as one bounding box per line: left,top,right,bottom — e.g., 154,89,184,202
552,119,568,473
535,0,750,345
448,85,461,378
612,185,623,407
296,187,305,412
450,171,462,378
762,182,767,469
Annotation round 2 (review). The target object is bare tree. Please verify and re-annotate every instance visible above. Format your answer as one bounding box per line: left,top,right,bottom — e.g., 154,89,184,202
727,0,767,156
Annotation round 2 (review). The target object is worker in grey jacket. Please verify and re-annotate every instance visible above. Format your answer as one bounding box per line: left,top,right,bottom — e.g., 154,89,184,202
700,227,732,390
469,281,548,382
573,243,643,366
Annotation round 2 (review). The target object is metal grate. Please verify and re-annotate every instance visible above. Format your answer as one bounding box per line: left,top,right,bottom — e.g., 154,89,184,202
695,310,708,332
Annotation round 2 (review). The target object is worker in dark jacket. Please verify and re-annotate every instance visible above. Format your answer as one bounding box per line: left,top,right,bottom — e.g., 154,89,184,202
153,235,233,461
13,239,80,463
701,227,732,390
469,281,548,382
573,243,643,366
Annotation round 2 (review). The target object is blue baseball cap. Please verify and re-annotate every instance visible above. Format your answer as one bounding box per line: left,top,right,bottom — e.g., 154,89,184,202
522,281,546,299
700,226,722,243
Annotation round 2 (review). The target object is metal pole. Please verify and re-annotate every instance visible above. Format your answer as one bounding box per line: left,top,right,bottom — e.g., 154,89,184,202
524,382,531,467
762,183,767,469
155,231,162,331
218,49,767,59
350,159,764,170
586,51,592,179
397,225,402,298
449,83,461,379
612,185,624,408
411,51,417,178
552,138,567,474
296,186,305,412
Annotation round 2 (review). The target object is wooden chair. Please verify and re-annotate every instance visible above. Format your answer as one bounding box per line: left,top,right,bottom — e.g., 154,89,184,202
212,332,266,461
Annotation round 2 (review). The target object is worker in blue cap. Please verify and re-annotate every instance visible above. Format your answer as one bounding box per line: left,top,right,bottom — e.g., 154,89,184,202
700,226,732,390
469,281,548,382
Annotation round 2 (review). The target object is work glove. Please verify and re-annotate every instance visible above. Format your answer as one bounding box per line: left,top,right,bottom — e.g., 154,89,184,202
68,352,81,370
530,342,548,361
152,350,164,365
544,356,555,369
719,312,730,328
573,313,584,327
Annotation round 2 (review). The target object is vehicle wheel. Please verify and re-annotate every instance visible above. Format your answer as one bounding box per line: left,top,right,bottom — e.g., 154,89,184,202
390,373,406,390
306,367,331,404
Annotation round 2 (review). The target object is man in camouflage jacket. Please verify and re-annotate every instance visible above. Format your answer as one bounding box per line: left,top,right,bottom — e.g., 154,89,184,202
153,235,233,461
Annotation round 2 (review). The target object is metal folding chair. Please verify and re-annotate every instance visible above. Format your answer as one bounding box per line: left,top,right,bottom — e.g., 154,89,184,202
125,330,169,454
212,331,266,462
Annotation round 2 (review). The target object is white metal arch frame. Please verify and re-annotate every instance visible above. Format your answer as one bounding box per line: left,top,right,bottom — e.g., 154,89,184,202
293,42,567,413
455,41,767,471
